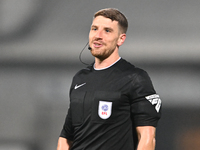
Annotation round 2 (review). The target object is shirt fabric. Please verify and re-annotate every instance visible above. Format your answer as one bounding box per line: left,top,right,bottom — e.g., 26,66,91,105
60,58,161,150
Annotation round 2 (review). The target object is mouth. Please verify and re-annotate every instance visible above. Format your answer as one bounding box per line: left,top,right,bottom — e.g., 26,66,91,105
93,42,103,48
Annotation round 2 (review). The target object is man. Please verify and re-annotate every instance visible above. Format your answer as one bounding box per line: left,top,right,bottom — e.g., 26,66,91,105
57,8,161,150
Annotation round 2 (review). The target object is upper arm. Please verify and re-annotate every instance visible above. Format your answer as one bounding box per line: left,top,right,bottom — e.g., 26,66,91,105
60,107,74,140
130,69,162,127
129,70,161,149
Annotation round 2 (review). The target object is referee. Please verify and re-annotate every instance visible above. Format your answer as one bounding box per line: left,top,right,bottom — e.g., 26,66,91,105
57,8,161,150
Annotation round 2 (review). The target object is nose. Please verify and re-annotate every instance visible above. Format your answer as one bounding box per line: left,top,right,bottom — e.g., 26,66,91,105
94,29,103,39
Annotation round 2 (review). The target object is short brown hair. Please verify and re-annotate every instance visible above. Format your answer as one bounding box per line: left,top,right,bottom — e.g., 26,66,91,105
94,8,128,34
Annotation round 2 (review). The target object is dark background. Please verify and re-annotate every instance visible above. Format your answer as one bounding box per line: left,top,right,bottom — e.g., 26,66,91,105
0,0,200,149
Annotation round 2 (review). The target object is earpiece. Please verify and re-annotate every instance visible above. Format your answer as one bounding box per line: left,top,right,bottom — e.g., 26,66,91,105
79,42,90,65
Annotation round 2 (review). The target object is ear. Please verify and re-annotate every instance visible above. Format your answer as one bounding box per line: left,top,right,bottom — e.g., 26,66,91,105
117,33,126,47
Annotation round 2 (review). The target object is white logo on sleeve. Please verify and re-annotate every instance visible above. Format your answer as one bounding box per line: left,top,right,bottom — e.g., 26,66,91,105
145,94,161,113
74,83,86,89
98,101,112,119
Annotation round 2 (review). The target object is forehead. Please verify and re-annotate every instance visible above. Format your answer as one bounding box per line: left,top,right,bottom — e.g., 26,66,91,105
92,16,119,28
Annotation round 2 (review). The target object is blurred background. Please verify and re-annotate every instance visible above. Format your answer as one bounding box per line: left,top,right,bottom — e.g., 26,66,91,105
0,0,200,149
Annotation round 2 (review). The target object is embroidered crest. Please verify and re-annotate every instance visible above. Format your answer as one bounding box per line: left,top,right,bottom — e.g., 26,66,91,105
98,101,112,119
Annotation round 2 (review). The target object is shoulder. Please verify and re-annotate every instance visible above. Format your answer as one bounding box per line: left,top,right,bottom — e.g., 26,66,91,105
73,64,93,78
118,59,150,80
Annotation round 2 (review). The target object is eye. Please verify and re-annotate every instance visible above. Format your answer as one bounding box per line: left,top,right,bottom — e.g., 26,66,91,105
105,29,110,32
91,27,97,31
105,28,112,33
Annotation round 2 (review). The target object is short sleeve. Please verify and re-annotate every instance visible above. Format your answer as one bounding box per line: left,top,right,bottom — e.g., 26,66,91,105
60,107,74,141
129,69,162,127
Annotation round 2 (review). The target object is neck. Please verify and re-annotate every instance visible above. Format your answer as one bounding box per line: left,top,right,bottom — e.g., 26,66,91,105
94,53,120,69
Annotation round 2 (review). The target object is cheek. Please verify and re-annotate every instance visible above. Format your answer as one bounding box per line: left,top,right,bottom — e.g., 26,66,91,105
109,37,119,46
89,32,92,40
89,31,95,39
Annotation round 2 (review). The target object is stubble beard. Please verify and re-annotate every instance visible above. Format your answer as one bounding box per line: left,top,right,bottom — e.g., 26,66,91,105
91,47,115,61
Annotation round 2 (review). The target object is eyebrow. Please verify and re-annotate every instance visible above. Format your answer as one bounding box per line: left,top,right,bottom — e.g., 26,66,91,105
104,27,113,32
91,25,97,28
91,25,114,31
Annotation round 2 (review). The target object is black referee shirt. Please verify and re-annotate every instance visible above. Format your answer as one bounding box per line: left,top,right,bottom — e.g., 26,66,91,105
60,58,161,150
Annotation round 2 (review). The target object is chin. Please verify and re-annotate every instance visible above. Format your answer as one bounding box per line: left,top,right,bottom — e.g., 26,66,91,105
92,53,110,61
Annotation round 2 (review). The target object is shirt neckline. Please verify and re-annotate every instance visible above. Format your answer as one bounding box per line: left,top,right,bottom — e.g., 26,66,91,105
93,57,121,71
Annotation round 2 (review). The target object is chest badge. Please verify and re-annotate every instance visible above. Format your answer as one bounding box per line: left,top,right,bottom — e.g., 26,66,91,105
98,101,112,119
